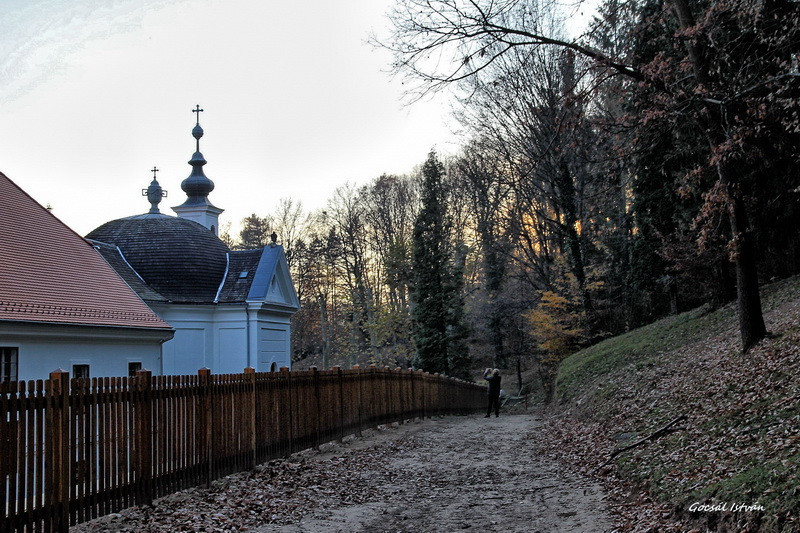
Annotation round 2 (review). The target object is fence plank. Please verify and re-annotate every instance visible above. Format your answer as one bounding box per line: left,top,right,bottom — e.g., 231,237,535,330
46,370,70,533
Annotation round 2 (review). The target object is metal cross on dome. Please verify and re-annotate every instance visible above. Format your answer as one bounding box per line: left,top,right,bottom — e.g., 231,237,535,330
151,166,159,179
192,105,204,124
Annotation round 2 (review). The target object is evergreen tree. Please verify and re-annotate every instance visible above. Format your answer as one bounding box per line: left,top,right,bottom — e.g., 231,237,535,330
446,243,472,380
238,213,270,250
411,151,450,374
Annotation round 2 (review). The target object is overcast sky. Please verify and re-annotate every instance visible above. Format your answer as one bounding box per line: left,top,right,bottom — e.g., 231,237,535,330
0,0,456,236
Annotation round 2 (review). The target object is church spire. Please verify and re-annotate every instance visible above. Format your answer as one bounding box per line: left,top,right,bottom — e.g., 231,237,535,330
180,105,215,202
142,166,167,214
173,105,224,235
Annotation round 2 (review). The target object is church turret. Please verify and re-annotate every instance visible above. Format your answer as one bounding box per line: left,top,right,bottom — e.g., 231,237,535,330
172,105,224,235
142,166,167,214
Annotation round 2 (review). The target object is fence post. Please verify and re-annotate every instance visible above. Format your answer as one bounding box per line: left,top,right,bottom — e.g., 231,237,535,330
395,368,405,425
312,367,321,450
416,371,422,421
434,373,441,418
334,367,344,443
408,368,416,423
280,367,293,454
197,368,212,487
384,367,394,425
352,365,362,437
46,370,70,533
369,365,379,427
244,368,257,469
134,369,153,507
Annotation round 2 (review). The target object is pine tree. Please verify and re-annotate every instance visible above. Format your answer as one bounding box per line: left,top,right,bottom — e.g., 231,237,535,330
411,151,450,374
238,214,270,250
446,243,472,380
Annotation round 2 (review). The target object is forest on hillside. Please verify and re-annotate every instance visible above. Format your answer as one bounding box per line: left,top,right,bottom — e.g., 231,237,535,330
223,0,799,397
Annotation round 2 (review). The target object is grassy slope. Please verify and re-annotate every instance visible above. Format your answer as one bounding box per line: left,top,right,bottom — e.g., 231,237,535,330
552,276,800,531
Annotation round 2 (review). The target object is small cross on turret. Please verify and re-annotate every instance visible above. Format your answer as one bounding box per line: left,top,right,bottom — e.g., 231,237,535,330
192,105,204,125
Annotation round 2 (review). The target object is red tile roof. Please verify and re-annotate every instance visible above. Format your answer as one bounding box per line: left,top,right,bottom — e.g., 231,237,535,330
0,171,172,330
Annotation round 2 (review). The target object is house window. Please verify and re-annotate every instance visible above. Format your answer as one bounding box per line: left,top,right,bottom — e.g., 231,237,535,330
1,347,18,382
128,362,142,377
72,364,90,379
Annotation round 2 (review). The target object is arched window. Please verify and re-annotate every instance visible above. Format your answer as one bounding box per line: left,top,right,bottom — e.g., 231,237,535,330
270,362,277,372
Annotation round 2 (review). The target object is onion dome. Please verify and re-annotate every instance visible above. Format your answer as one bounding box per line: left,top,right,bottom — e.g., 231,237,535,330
178,105,216,206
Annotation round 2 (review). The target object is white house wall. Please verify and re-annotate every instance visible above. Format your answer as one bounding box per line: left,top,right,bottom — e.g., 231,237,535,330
1,323,165,382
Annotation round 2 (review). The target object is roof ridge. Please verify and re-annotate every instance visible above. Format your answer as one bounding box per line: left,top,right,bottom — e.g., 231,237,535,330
116,245,147,284
213,252,230,303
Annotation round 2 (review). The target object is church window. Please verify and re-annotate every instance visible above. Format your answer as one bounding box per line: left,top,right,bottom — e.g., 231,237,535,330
1,347,18,382
270,362,277,372
72,364,90,379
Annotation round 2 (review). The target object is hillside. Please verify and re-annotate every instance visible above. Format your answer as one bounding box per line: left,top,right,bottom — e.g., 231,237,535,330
538,276,800,532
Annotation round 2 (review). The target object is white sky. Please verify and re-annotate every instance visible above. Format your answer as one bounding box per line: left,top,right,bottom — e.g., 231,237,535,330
0,0,456,236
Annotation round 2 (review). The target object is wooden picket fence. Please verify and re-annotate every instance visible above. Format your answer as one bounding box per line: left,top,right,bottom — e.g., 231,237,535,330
1,365,486,532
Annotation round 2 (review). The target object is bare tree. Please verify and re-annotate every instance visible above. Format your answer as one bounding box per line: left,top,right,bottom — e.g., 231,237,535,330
328,184,377,363
264,197,309,273
375,0,646,99
377,0,800,351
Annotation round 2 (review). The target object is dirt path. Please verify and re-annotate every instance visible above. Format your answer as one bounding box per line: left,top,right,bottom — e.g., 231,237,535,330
255,413,613,533
76,413,615,532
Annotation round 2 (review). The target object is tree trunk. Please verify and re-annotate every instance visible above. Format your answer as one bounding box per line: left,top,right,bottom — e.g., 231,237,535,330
718,161,767,351
671,0,767,352
318,293,330,369
668,276,679,315
558,160,593,315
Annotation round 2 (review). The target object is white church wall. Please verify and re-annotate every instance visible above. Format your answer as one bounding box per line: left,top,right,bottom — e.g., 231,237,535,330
171,204,223,236
213,305,249,373
254,308,293,372
257,325,289,372
153,304,215,375
153,303,252,376
150,302,296,377
217,327,247,373
162,327,206,375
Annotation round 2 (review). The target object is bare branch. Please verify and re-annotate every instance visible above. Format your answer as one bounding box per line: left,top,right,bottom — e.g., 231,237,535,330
373,0,656,100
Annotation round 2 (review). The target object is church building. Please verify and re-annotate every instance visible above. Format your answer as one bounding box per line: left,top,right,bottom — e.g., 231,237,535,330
86,107,300,375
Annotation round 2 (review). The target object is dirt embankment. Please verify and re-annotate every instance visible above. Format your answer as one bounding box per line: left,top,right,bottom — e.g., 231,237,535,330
76,413,615,532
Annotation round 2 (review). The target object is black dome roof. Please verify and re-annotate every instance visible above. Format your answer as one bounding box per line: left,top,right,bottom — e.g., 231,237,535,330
86,214,229,303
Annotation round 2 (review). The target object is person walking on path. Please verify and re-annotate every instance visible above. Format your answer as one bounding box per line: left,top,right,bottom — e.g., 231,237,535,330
484,368,501,417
